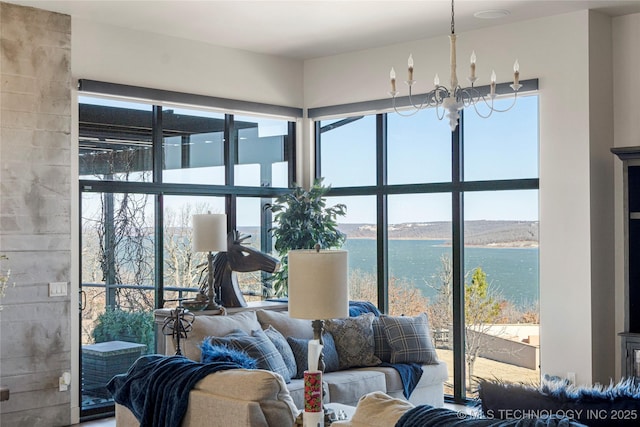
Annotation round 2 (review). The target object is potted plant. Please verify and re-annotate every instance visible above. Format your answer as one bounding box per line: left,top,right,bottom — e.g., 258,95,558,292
92,307,155,353
265,178,346,296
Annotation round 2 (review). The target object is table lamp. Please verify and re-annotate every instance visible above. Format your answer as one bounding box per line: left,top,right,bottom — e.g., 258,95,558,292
192,213,227,310
288,246,349,426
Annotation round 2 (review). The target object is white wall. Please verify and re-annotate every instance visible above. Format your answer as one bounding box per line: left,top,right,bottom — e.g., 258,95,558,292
612,12,640,379
588,11,615,385
72,18,305,109
304,10,609,385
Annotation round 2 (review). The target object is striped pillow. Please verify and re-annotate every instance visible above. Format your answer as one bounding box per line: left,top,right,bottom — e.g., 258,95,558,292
208,328,291,383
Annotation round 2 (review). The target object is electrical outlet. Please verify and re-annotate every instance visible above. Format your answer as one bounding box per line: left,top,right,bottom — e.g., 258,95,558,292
59,372,71,392
567,372,576,384
49,282,67,297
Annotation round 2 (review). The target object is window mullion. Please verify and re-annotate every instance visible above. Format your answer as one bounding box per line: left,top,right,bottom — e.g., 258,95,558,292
225,114,236,231
451,111,466,403
152,106,164,310
376,114,388,313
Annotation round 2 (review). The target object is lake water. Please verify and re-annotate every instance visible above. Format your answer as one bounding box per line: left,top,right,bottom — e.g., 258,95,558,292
343,239,539,309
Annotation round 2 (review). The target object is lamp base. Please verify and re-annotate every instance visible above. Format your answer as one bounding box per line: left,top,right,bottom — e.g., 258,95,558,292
293,408,339,426
204,300,222,311
205,251,221,310
311,319,326,373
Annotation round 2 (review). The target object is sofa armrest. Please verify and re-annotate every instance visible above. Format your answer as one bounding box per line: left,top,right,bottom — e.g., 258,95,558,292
116,369,298,427
194,368,298,425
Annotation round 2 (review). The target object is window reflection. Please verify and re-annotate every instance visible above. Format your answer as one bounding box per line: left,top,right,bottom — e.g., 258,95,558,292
79,97,153,182
235,115,290,188
162,108,226,185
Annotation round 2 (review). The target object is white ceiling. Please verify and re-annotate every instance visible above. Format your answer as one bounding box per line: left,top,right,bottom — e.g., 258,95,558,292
8,0,640,59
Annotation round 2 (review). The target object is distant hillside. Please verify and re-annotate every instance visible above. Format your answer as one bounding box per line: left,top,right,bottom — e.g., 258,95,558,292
236,220,538,248
338,220,538,247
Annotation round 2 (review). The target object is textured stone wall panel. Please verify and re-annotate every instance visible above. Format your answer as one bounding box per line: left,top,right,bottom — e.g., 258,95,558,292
0,2,72,426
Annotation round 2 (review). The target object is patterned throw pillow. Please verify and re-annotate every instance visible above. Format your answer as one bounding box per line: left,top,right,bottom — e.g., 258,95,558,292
379,313,438,364
324,313,381,369
264,325,297,380
286,333,340,379
208,329,292,383
372,316,393,362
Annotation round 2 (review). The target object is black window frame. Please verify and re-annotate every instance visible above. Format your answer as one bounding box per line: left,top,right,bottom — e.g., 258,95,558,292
77,81,299,420
313,80,539,403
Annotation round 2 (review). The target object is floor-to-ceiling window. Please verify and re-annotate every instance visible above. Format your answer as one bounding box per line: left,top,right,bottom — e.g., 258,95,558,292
315,93,539,401
78,85,297,419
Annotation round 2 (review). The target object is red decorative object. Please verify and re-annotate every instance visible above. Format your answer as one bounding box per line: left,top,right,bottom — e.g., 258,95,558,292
304,371,322,413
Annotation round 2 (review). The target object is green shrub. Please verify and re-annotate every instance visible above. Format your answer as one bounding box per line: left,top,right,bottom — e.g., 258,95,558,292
265,178,346,296
92,307,154,354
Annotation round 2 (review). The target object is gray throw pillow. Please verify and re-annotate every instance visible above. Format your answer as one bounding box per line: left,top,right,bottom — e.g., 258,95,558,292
264,325,297,380
324,313,381,369
380,313,438,364
372,316,392,362
286,333,340,379
208,328,292,383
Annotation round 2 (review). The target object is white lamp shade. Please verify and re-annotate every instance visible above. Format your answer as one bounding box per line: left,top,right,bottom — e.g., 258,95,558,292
192,214,227,252
288,249,349,320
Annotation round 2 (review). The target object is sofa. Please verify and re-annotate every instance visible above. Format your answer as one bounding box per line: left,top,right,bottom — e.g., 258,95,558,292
332,391,589,427
478,377,640,427
114,308,449,427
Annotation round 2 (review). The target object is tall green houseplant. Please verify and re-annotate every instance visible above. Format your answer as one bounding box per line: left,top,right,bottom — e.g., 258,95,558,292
266,178,346,296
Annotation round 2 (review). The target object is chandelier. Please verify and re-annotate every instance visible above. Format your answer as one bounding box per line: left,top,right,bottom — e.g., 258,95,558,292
388,0,521,131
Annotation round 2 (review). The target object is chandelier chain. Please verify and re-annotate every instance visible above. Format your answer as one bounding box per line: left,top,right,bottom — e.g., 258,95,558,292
451,0,455,35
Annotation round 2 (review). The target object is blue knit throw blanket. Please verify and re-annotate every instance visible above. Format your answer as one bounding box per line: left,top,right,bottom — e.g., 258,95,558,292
106,354,244,427
395,405,587,427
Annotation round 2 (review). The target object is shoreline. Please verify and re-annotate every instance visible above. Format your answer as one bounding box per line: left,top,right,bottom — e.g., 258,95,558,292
345,236,539,249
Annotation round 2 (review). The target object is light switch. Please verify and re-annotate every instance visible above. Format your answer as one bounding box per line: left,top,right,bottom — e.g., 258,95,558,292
49,282,67,297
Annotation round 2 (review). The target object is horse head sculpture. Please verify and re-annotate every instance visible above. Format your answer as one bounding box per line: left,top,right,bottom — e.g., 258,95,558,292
209,230,280,307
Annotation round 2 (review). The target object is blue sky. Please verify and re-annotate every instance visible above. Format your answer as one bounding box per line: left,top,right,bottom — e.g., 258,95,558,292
321,94,539,224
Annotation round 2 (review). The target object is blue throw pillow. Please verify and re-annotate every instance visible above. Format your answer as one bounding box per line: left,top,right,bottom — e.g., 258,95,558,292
208,329,292,383
199,340,257,369
263,325,297,380
286,333,340,379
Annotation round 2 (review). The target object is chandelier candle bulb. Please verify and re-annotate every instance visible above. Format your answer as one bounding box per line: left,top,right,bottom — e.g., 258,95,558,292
470,51,476,80
490,70,497,98
408,54,414,81
513,60,520,85
390,68,396,93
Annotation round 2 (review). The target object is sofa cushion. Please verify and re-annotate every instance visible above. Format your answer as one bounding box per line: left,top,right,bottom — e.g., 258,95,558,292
264,325,297,380
379,313,438,365
332,391,414,427
322,369,388,407
325,313,381,369
287,333,340,378
208,329,291,383
256,309,314,339
182,311,262,361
